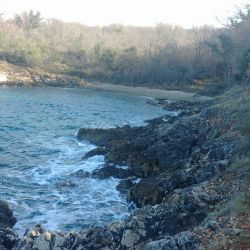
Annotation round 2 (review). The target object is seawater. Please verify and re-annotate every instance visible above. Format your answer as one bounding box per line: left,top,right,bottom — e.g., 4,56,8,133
0,87,170,235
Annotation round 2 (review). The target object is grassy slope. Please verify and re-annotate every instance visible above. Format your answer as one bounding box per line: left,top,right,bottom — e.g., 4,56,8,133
200,85,250,249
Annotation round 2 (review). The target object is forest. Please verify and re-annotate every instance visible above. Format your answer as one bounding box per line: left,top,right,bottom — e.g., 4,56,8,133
0,5,250,86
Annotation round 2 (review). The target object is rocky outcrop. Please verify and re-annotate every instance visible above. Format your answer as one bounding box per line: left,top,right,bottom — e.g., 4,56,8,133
0,201,17,250
77,100,237,208
74,98,239,249
0,61,86,88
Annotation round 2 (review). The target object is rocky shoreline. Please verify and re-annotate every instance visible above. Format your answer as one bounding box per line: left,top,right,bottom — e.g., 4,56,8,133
0,92,249,249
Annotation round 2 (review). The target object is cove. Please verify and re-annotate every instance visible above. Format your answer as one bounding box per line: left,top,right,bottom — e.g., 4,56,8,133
0,86,169,235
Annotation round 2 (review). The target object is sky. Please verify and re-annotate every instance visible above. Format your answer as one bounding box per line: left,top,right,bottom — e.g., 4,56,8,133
0,0,249,28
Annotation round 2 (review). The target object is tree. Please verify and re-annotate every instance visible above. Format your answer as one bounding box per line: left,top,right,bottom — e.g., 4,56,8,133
14,10,43,32
228,4,250,27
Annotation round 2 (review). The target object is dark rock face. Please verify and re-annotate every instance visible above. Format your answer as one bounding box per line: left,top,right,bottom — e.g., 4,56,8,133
0,200,17,250
0,201,16,228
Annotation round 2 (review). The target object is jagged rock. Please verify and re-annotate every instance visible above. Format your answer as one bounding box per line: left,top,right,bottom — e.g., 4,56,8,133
0,225,17,250
70,169,91,178
143,231,200,250
128,178,165,207
55,180,77,188
0,200,17,228
116,178,135,193
203,220,221,232
0,200,17,250
120,203,203,249
82,147,107,160
92,164,132,179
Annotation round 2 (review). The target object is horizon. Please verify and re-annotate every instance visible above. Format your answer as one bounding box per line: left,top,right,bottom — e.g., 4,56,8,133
1,0,249,28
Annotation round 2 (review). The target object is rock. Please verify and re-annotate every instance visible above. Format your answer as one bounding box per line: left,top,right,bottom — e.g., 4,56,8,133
31,229,41,238
121,229,141,248
70,169,91,178
128,178,165,207
0,200,17,250
0,200,17,228
119,202,206,249
82,147,107,160
44,231,52,241
92,164,131,179
204,220,221,232
144,231,200,250
0,225,18,250
55,180,77,188
116,178,135,193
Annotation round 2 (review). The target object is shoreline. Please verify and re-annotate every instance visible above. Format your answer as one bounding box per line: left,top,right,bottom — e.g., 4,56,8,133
80,82,211,102
0,59,211,102
0,81,211,103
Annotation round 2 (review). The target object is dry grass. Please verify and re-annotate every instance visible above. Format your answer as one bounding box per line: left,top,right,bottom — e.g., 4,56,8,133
217,85,250,113
209,85,250,249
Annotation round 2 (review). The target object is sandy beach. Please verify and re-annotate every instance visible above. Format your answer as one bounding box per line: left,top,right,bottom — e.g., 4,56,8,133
82,82,211,102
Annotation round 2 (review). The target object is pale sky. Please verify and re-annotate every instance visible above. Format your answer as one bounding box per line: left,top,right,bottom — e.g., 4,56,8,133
0,0,248,27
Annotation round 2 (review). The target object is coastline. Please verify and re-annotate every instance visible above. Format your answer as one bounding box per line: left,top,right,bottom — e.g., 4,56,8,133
0,81,211,103
1,64,249,249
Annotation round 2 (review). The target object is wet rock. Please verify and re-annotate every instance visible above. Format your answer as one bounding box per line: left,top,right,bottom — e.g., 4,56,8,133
0,200,17,227
92,164,131,179
116,178,135,193
82,147,107,160
70,169,91,178
0,200,17,250
55,180,77,188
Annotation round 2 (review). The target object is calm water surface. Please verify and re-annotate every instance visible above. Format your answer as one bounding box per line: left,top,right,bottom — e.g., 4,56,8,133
0,87,170,235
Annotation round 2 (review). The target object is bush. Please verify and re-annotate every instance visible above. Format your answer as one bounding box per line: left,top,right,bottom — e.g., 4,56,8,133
25,45,43,67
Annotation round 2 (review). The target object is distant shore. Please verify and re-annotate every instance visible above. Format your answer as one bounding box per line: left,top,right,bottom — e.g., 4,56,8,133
82,82,211,102
0,60,211,102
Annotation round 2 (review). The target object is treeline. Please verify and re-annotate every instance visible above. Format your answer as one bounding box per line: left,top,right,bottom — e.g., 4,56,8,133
0,6,250,86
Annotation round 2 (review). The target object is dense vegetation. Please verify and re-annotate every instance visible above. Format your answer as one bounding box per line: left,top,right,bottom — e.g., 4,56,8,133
0,5,250,86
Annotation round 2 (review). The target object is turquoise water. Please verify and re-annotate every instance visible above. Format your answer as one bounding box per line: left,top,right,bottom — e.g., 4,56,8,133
0,87,169,235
